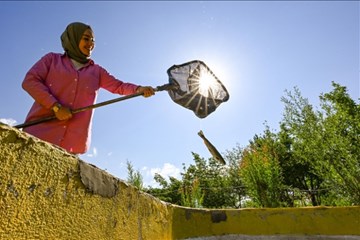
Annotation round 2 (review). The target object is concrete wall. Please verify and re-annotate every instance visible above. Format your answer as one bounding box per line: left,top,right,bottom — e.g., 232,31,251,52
1,123,359,240
172,206,360,239
0,123,173,240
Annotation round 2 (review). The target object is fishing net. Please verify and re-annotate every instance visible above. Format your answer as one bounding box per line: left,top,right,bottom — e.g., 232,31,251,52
166,60,230,118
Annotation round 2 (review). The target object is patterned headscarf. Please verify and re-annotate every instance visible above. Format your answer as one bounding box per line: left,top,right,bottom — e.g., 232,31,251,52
61,22,92,63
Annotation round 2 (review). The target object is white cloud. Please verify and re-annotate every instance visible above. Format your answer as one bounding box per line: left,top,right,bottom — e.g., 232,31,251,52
0,118,17,126
150,163,181,178
142,163,181,188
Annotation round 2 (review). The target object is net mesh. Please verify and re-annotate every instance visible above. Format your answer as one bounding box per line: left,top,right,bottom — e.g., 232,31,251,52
167,60,229,118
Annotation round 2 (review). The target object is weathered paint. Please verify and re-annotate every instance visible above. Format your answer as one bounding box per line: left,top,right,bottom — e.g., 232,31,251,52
0,123,359,240
0,123,173,240
171,206,360,239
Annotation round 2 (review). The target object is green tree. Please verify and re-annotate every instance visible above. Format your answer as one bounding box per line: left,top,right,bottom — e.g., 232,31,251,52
280,82,360,206
180,177,204,208
280,87,325,206
181,153,236,208
126,160,144,190
150,151,245,209
318,82,360,204
239,128,287,208
146,173,182,205
224,144,247,208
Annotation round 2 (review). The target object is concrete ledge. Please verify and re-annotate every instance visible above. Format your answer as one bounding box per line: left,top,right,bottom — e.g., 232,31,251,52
186,235,360,240
1,123,359,240
172,206,360,239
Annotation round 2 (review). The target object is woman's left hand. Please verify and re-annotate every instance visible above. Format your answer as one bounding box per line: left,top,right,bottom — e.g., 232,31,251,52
137,86,156,98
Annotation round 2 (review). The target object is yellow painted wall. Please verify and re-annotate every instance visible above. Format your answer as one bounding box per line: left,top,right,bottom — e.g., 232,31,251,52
0,123,173,240
171,206,360,239
1,123,359,240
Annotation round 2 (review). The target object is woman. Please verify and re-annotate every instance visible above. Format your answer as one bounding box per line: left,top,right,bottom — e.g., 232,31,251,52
22,22,155,154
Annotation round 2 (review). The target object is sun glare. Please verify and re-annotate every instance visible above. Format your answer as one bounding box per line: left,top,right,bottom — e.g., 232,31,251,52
198,69,218,97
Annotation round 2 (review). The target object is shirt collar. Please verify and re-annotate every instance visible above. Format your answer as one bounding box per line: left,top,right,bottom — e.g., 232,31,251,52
62,53,94,66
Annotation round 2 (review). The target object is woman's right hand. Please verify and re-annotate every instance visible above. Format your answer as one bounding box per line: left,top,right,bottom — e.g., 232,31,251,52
52,103,73,120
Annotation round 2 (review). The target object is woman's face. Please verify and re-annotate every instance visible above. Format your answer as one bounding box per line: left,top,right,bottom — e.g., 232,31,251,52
79,29,95,57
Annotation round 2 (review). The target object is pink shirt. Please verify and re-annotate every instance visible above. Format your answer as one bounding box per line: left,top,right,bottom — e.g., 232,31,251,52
22,52,138,154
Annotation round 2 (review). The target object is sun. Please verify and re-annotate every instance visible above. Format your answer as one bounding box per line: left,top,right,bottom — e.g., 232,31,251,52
198,69,219,97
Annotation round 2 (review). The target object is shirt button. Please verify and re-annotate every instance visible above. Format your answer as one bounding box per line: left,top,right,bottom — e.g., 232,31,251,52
74,78,78,81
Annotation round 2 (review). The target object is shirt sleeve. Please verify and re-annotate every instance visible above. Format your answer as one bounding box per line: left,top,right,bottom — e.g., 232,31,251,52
98,66,139,96
22,53,58,109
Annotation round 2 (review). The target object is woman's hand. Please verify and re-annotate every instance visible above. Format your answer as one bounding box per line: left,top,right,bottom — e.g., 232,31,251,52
136,86,156,98
52,103,73,120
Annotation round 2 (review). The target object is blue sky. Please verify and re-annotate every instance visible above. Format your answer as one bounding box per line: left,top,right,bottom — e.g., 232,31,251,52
1,1,359,187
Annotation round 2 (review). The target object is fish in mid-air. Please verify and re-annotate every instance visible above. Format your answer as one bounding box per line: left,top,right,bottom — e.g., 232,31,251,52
198,130,226,165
